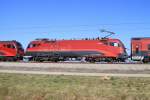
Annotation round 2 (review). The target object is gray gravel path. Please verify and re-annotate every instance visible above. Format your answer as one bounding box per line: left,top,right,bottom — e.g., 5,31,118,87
0,62,150,77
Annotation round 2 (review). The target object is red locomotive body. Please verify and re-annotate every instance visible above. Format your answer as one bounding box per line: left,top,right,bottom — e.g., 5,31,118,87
131,37,150,62
25,38,127,62
0,41,24,61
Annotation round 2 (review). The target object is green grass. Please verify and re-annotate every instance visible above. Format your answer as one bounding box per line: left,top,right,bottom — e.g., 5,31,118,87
0,73,150,100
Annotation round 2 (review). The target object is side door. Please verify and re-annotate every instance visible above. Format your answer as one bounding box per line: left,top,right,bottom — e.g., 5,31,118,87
132,42,142,56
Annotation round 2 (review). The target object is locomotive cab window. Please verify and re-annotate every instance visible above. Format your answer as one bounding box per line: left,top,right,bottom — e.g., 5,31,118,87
109,42,119,47
28,44,33,48
28,43,40,48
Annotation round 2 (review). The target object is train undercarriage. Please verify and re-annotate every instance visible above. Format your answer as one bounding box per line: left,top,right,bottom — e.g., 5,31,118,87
24,51,126,63
0,56,23,62
23,56,125,63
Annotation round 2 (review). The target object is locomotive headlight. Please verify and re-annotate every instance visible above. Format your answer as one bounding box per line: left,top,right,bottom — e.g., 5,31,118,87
97,43,102,44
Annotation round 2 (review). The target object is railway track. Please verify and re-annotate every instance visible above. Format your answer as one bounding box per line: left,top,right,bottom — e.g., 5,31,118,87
0,62,150,77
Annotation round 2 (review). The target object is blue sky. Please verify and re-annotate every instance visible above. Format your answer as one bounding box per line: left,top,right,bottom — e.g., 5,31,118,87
0,0,150,53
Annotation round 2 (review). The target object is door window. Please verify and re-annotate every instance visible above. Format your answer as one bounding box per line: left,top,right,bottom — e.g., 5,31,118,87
135,46,139,54
148,44,150,50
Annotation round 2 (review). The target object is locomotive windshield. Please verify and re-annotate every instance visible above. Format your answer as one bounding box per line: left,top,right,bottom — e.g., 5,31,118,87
27,43,40,48
109,42,120,47
16,42,24,50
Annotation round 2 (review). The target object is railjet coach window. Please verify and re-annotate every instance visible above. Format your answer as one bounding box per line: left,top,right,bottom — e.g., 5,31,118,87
148,44,150,50
3,44,6,47
6,44,15,49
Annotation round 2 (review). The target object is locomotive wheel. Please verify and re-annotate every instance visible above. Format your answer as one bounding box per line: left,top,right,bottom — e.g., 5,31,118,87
52,58,59,62
105,58,113,63
142,56,150,63
86,58,96,63
33,58,44,62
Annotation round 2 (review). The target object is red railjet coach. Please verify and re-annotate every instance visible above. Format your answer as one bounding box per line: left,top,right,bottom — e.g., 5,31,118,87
0,40,24,61
131,37,150,63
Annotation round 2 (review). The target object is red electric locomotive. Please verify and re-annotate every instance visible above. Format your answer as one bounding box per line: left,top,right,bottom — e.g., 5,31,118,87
25,38,127,62
131,37,150,63
0,41,24,61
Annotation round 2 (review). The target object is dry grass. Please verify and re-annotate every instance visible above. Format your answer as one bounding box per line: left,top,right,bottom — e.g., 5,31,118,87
0,73,150,100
